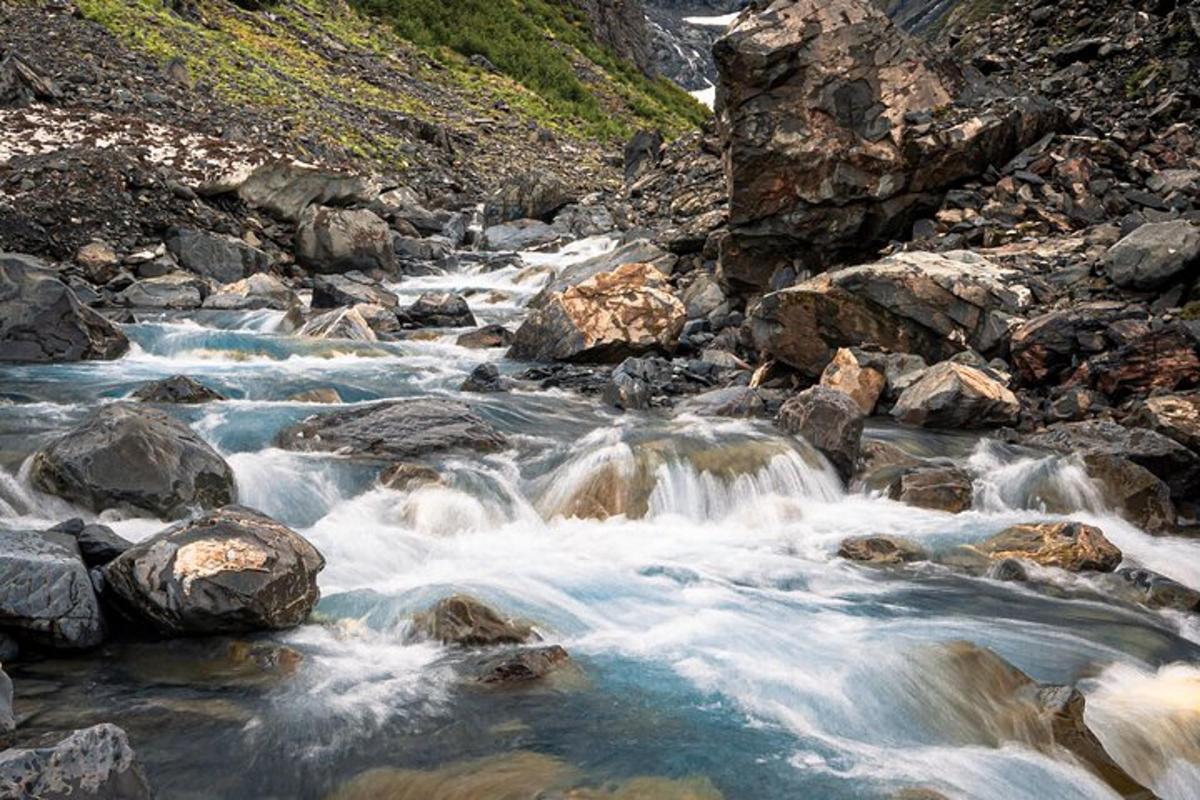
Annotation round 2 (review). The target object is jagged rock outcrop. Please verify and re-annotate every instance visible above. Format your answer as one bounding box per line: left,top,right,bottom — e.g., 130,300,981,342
0,724,153,800
569,0,654,76
714,0,1064,291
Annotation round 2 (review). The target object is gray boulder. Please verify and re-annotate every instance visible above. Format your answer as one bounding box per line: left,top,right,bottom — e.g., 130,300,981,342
276,399,506,461
483,170,576,225
776,387,865,482
602,357,672,410
397,292,476,328
456,325,513,349
1105,220,1200,290
131,375,226,404
311,272,397,309
0,529,105,649
102,506,324,636
460,363,506,393
393,235,453,262
481,220,561,252
552,203,616,239
0,723,152,799
114,273,207,309
202,273,300,311
892,362,1020,429
296,206,393,274
30,403,237,520
165,227,271,284
233,160,380,222
0,253,129,363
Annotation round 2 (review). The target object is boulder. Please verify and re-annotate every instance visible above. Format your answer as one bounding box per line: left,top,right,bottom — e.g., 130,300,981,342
749,251,1031,378
115,273,207,309
483,170,576,225
0,724,152,800
892,362,1019,429
0,529,105,649
681,273,727,321
48,519,132,569
75,240,120,284
838,535,927,565
296,206,393,274
624,129,664,183
456,325,513,349
888,466,973,513
398,292,476,329
1129,393,1200,452
481,220,561,252
0,253,129,363
353,302,403,338
30,403,237,520
234,161,380,222
675,386,768,418
528,239,676,309
551,203,615,239
975,522,1122,573
1105,220,1200,290
410,595,534,647
508,262,686,364
392,235,453,262
474,645,572,686
820,348,886,415
165,227,271,284
714,0,1064,291
298,306,378,342
276,399,506,460
102,506,324,635
311,272,397,310
1080,454,1176,534
131,375,226,404
776,386,864,481
202,273,300,311
460,363,506,393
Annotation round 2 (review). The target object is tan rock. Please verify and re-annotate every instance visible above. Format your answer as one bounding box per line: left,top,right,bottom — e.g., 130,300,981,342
892,362,1019,429
298,306,377,342
838,535,927,565
975,522,1122,573
1130,393,1200,452
75,240,119,283
410,594,534,648
820,348,886,415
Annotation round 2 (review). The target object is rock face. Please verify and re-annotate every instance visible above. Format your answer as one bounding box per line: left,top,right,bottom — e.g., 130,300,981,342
203,273,300,311
165,227,271,284
0,723,153,799
1104,220,1200,290
892,362,1019,429
508,262,686,364
714,0,1063,291
102,506,324,636
776,386,864,481
483,170,576,225
976,522,1122,573
838,535,927,565
234,161,380,222
0,529,105,649
276,399,507,460
749,251,1031,378
131,375,226,404
296,206,393,274
30,404,237,520
0,253,129,363
411,595,534,647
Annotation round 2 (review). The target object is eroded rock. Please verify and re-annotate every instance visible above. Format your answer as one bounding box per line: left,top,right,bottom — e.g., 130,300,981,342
0,724,152,800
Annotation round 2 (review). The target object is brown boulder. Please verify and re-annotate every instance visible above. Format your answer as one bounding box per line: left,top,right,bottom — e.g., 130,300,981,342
411,595,534,648
776,386,865,481
1129,393,1200,452
1081,453,1176,534
888,466,973,513
838,535,927,565
975,522,1122,573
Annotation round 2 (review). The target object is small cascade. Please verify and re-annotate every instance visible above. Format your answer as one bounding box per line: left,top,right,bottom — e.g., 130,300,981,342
969,440,1106,515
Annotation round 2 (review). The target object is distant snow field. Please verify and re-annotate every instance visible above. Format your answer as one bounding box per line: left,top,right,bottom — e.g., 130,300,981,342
682,13,740,27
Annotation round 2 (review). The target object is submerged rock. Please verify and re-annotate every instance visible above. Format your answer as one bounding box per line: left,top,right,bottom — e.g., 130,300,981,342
102,506,324,636
976,522,1122,573
892,362,1019,429
460,363,506,393
474,645,572,686
0,529,105,649
0,723,152,799
838,535,927,565
675,386,767,418
131,375,226,404
276,399,506,460
378,462,443,491
0,253,129,363
30,403,236,520
411,595,534,647
776,386,864,482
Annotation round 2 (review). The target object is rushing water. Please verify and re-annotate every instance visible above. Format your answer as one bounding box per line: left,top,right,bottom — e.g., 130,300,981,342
3,236,1200,799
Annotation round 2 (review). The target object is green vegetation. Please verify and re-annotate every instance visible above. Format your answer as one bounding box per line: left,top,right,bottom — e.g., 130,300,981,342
1124,64,1158,99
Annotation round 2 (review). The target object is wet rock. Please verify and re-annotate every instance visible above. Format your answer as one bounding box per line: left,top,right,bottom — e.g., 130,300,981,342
30,403,237,520
0,253,129,363
354,302,402,338
474,645,572,686
1128,393,1200,452
528,239,676,309
481,219,561,252
976,522,1122,573
202,273,300,311
115,273,206,309
131,375,226,404
48,520,131,569
509,262,686,364
311,272,397,310
276,399,506,460
298,306,378,342
397,292,476,329
749,251,1031,378
988,558,1029,582
820,348,886,416
165,227,270,284
102,506,324,636
888,466,974,513
483,170,576,225
233,161,380,222
411,594,534,647
296,206,393,274
838,535,927,565
776,386,864,482
892,362,1019,429
0,723,152,799
1080,453,1176,534
456,325,513,349
1115,567,1200,613
460,363,506,393
1105,220,1200,290
0,529,105,649
675,386,767,418
378,462,442,491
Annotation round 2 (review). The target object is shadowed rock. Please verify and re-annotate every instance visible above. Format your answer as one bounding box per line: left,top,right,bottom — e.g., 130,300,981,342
777,386,864,482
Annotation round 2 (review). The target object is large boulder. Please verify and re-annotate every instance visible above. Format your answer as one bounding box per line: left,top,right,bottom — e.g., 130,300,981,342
165,227,271,284
114,273,206,309
892,362,1019,429
714,0,1064,291
483,170,576,225
0,529,105,649
296,206,393,274
749,251,1032,378
397,292,476,329
101,506,323,636
508,262,686,364
776,386,864,481
276,399,506,460
975,522,1122,573
202,273,300,311
887,466,974,513
30,403,237,520
1105,220,1200,290
0,253,129,363
0,724,152,800
480,220,561,252
528,239,676,309
1078,454,1176,534
233,161,380,222
410,595,534,647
